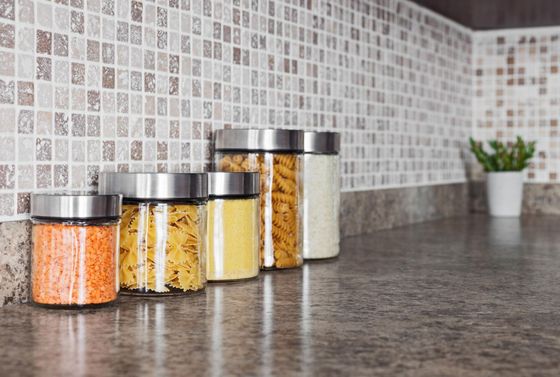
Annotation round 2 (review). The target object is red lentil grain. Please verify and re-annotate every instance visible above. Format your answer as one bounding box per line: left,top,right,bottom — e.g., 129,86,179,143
31,223,118,306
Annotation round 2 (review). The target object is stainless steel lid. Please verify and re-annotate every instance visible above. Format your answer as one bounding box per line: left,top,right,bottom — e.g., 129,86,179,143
208,172,260,197
214,129,304,152
304,131,341,154
31,193,122,219
98,172,208,200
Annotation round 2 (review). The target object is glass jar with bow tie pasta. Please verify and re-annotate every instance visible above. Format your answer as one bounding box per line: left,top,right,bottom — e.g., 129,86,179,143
99,172,208,295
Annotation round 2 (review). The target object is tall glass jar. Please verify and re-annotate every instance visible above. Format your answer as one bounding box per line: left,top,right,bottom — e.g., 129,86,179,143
31,193,122,308
99,172,208,295
302,131,341,259
214,129,304,270
207,172,260,281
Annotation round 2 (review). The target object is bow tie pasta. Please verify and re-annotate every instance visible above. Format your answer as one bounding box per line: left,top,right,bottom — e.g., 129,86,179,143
119,203,206,294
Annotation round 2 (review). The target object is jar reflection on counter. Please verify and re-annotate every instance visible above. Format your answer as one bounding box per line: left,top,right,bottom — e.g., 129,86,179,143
99,172,208,295
207,172,260,281
214,129,304,270
30,193,122,308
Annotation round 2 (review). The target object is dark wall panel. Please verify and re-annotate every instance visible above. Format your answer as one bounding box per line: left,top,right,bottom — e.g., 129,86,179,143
411,0,560,30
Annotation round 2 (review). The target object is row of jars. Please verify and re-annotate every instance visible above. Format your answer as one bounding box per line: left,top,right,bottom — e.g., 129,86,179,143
30,129,340,308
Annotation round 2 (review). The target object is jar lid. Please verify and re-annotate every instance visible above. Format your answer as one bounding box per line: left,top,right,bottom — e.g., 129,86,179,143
304,131,341,154
214,129,304,152
208,172,260,197
31,193,122,219
98,172,208,200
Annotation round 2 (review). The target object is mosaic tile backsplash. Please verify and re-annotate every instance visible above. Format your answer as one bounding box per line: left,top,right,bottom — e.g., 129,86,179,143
474,27,560,182
0,0,472,221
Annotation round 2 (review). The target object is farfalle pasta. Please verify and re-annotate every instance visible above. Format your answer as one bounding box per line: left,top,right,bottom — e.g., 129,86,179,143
119,203,206,294
217,152,302,269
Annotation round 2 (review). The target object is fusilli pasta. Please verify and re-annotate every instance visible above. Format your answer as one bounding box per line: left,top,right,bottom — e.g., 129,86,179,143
217,152,302,269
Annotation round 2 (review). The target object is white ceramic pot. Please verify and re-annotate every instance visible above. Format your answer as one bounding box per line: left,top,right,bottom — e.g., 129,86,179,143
486,172,524,217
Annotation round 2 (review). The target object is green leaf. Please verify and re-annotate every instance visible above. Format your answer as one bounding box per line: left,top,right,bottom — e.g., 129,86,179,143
469,136,536,172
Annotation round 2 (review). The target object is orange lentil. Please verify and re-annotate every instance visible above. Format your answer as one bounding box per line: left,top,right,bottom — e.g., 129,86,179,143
31,223,119,306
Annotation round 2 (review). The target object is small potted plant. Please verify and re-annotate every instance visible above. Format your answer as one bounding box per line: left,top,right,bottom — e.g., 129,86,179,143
469,136,536,217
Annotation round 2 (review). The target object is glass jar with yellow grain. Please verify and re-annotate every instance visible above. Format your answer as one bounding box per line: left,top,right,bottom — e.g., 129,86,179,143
207,172,260,281
99,172,208,295
213,129,304,270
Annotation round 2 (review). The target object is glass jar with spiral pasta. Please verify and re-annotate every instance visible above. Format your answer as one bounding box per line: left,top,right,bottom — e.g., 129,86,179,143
302,131,341,259
31,193,122,308
207,172,260,281
99,172,208,295
214,129,304,270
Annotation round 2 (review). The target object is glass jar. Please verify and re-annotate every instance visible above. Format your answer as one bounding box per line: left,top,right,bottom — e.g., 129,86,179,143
99,172,208,295
302,132,341,259
214,129,304,270
31,193,122,308
207,172,260,281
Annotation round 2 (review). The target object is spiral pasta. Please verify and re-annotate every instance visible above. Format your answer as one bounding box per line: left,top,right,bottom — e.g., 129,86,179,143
217,152,302,269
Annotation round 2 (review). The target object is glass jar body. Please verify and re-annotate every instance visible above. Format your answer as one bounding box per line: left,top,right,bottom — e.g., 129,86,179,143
119,200,207,295
31,218,120,308
207,196,259,281
302,153,340,259
216,152,303,269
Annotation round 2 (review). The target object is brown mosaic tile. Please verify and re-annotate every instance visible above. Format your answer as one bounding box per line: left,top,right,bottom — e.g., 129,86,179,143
36,30,52,54
144,73,155,93
0,22,14,48
144,118,155,138
130,140,142,160
71,63,85,85
70,10,84,34
36,57,52,81
16,193,30,214
131,1,142,23
87,90,101,112
54,112,69,136
102,140,115,161
102,67,115,89
0,0,15,21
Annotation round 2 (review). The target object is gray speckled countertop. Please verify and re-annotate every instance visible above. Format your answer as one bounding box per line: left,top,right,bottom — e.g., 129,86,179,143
1,215,560,376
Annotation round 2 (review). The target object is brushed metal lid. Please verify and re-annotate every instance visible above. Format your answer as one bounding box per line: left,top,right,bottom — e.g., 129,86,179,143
98,172,208,200
31,193,122,219
213,129,304,152
208,172,260,197
303,131,340,154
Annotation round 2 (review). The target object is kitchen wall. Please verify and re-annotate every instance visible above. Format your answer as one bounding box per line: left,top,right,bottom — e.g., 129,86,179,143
472,27,560,213
0,0,473,306
0,0,472,222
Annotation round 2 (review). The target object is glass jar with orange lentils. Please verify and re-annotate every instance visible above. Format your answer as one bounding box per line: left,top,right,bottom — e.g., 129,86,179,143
30,193,122,308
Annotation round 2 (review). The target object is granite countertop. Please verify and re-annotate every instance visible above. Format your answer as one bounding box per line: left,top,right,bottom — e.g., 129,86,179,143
1,215,560,376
